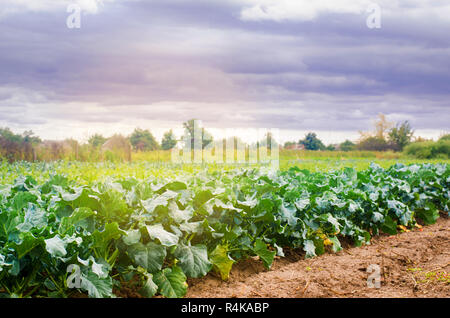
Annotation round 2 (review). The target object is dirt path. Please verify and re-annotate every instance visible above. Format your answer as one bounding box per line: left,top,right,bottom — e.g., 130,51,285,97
186,215,450,298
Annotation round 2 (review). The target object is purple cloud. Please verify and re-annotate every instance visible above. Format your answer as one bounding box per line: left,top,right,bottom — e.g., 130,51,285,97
0,0,449,142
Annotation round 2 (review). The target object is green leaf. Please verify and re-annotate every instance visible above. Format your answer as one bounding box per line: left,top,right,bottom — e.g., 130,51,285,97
317,213,340,233
59,207,95,234
387,200,412,225
57,186,100,211
279,204,298,226
313,238,325,256
12,232,43,259
193,190,214,208
153,266,188,298
0,254,11,272
141,190,178,213
381,215,397,235
122,229,141,246
45,235,67,257
303,240,316,259
127,242,166,273
174,244,212,278
12,191,36,212
253,239,276,269
169,202,193,224
179,221,203,234
146,224,179,247
369,192,379,202
294,198,309,210
16,204,47,232
371,212,384,223
92,222,126,254
162,181,187,192
0,209,20,239
80,271,113,298
139,274,158,298
78,256,109,279
210,245,234,281
57,186,83,202
329,236,342,253
416,202,439,225
274,243,285,257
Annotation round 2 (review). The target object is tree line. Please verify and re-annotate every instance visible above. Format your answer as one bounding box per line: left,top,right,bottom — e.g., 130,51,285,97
0,126,177,163
285,114,418,152
1,116,448,162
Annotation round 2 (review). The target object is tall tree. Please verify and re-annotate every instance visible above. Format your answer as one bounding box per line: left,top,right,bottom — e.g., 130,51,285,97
161,130,177,150
359,113,394,141
22,130,41,144
88,134,107,148
0,128,40,162
299,133,326,151
129,128,160,151
339,140,356,152
0,127,22,162
374,113,394,139
388,121,414,151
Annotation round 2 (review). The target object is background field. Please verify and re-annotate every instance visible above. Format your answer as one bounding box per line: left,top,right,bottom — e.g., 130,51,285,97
2,149,448,185
0,151,448,298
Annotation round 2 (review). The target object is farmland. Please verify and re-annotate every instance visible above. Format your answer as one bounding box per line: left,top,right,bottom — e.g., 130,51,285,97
0,154,448,298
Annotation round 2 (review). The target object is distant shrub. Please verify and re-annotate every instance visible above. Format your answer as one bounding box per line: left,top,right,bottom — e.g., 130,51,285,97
101,135,132,162
439,134,450,142
404,140,450,159
434,140,450,157
357,137,390,151
340,140,356,152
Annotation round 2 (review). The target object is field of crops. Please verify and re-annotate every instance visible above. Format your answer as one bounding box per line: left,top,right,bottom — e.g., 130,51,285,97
0,160,448,298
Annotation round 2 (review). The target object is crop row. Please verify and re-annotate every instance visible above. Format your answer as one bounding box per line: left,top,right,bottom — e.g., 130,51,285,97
0,163,448,297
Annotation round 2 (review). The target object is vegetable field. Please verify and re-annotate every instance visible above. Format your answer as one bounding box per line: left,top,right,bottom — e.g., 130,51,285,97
0,161,448,298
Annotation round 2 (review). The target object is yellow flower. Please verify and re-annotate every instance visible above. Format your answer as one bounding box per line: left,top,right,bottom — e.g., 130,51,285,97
323,238,333,246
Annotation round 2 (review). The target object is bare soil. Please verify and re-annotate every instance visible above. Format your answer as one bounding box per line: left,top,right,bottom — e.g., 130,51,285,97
186,215,450,298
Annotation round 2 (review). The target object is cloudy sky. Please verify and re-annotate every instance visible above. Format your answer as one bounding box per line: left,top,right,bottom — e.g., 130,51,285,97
0,0,449,144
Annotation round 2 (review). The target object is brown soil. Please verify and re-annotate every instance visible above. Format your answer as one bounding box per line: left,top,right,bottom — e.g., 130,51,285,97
186,215,450,298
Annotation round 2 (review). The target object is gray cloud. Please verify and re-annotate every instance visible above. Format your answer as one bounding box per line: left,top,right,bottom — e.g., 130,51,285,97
0,0,449,141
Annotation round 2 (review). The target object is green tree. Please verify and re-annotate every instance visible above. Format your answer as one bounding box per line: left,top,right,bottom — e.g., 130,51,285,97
340,140,356,152
0,127,23,162
22,130,41,144
373,113,393,139
161,130,177,150
0,128,40,162
0,127,22,143
357,136,389,151
22,130,40,161
129,128,160,151
88,134,107,148
299,133,326,151
388,121,414,151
